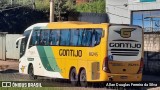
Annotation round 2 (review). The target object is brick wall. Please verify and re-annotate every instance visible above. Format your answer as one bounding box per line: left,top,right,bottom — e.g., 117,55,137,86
76,0,89,4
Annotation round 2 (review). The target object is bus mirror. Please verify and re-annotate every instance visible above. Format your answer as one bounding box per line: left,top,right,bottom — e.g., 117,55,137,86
15,36,25,48
16,41,19,48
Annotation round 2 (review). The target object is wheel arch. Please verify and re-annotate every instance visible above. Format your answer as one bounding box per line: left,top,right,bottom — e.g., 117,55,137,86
28,63,33,74
78,67,85,80
69,66,76,78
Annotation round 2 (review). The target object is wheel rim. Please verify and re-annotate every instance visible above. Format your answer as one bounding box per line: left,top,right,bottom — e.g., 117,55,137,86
80,70,87,87
81,73,86,82
71,71,76,81
29,66,34,77
70,68,78,86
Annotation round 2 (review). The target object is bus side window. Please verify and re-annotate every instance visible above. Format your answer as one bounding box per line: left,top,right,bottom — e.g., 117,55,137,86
82,29,92,46
94,29,102,45
70,29,79,46
30,30,40,47
60,29,70,46
81,30,87,46
86,30,92,46
40,30,50,45
77,29,83,46
49,30,60,45
91,30,96,46
42,30,50,46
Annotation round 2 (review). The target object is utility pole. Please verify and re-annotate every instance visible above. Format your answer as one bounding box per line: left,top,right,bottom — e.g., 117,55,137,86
10,0,13,5
50,0,54,22
31,0,36,9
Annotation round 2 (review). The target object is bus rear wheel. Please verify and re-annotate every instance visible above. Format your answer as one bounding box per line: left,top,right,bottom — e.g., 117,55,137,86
69,68,78,86
28,64,37,80
79,69,87,87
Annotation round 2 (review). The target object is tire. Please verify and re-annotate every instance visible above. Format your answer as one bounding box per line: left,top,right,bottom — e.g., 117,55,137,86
69,68,78,86
28,64,37,80
79,69,87,87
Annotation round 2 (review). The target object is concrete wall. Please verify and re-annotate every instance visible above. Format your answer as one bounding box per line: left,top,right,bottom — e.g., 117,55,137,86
0,33,7,60
106,0,130,24
6,34,22,60
128,0,160,11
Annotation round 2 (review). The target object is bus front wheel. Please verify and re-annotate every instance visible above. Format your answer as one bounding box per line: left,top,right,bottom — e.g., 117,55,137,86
79,69,87,87
69,68,78,86
28,64,37,80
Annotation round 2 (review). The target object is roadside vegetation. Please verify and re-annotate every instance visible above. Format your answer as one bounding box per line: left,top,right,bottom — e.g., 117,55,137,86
0,0,105,13
0,0,106,33
75,0,105,13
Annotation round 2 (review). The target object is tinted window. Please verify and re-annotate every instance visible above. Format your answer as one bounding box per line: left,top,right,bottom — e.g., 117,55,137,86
70,29,79,46
77,29,83,46
60,29,70,46
94,29,102,45
23,30,31,43
21,30,31,55
49,30,60,45
40,30,50,45
82,29,92,46
28,28,102,47
30,30,40,46
23,30,31,48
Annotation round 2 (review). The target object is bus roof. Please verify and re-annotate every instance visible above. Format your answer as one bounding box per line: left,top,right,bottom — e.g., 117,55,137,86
24,21,109,32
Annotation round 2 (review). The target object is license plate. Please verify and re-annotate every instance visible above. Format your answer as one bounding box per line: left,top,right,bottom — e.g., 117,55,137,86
120,76,128,79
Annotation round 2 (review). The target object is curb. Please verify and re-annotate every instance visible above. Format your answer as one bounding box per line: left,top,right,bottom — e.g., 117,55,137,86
0,65,9,71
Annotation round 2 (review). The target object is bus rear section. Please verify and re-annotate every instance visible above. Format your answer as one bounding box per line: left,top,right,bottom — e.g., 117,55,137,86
104,25,143,81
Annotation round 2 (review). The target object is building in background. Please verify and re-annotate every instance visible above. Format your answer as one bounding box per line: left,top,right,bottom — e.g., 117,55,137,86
106,0,160,32
106,0,129,24
0,33,22,60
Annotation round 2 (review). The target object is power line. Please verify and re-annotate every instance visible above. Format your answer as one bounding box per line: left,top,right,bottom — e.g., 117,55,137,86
106,11,130,19
0,5,24,12
107,4,128,10
0,4,32,12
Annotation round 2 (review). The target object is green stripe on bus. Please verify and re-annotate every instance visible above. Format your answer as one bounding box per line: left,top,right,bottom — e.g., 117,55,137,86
37,46,53,71
44,47,61,72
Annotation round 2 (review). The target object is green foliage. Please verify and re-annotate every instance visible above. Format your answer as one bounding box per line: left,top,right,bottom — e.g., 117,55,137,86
1,0,105,13
54,0,67,14
65,0,76,11
75,0,106,13
34,0,50,12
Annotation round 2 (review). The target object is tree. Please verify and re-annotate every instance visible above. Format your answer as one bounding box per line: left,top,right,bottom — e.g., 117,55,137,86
65,0,76,11
54,0,67,21
75,0,105,13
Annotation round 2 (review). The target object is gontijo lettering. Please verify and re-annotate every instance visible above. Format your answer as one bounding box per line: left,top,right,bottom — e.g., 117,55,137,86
59,49,82,57
109,43,141,48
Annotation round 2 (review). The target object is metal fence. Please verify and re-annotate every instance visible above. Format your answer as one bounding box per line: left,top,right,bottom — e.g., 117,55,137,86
144,32,160,74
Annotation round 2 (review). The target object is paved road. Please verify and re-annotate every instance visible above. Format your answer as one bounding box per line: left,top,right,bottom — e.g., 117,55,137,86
0,60,160,90
0,69,160,90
